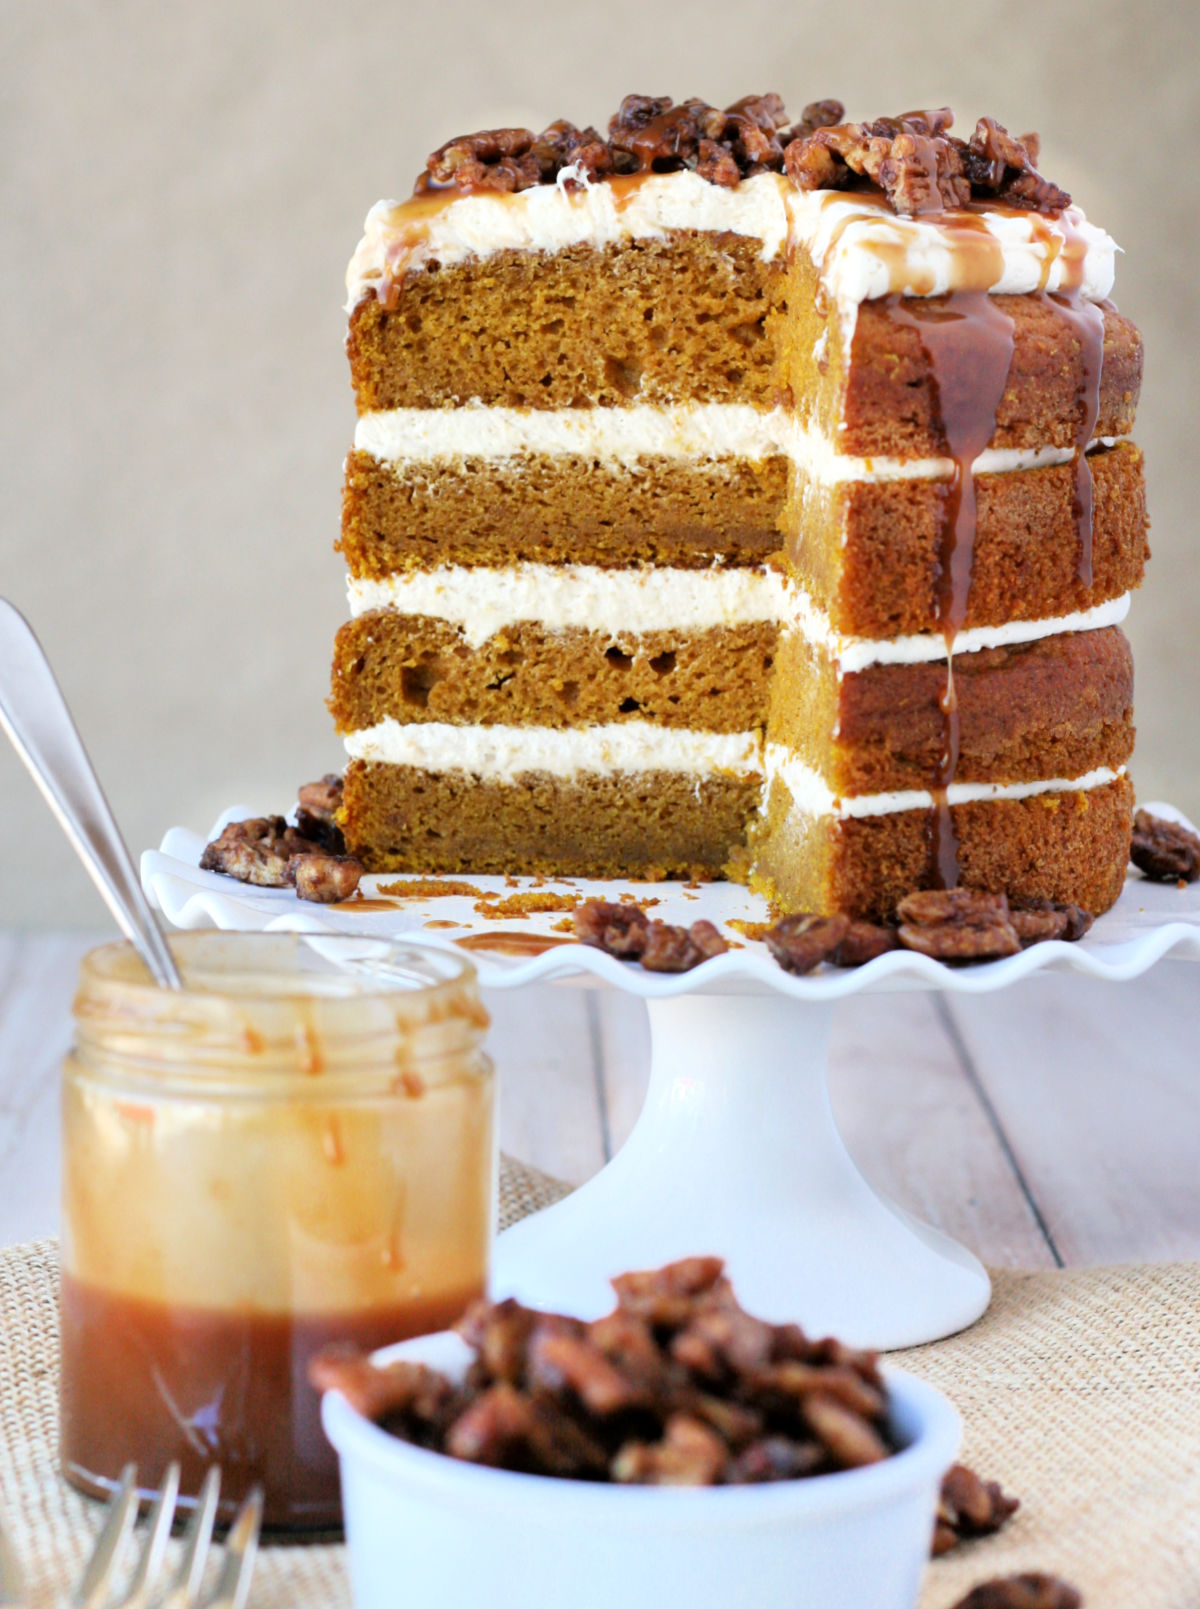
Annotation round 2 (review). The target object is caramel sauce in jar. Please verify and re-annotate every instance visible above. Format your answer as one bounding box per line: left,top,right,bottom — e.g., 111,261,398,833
61,933,494,1532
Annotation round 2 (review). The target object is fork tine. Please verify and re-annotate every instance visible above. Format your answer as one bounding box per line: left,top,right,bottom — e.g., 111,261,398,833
72,1464,139,1609
197,1487,262,1609
109,1462,180,1609
156,1468,220,1609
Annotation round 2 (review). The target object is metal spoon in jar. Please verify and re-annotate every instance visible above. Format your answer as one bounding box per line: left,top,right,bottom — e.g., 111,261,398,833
0,599,182,989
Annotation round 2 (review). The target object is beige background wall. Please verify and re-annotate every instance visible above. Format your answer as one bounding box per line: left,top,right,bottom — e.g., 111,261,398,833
2,0,1197,927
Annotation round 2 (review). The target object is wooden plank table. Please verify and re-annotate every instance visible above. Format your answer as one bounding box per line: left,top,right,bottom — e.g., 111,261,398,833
2,931,1197,1265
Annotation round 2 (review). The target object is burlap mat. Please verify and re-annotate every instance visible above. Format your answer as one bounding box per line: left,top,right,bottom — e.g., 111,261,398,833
0,1160,1195,1607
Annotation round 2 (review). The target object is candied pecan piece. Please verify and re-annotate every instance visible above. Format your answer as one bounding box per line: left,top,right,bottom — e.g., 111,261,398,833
728,1435,825,1482
308,1346,457,1430
612,1413,729,1486
288,851,362,904
671,1303,775,1379
832,920,901,966
949,1576,1082,1609
764,913,851,975
445,1382,538,1467
527,1325,643,1415
802,1392,890,1468
200,816,313,888
1009,898,1092,945
1131,809,1200,882
793,98,845,137
897,889,1021,962
965,118,1070,213
456,1295,537,1385
423,128,541,193
640,918,729,973
573,899,650,957
295,774,346,851
612,1256,729,1327
933,1463,1021,1555
608,95,701,173
695,138,741,187
755,1360,885,1420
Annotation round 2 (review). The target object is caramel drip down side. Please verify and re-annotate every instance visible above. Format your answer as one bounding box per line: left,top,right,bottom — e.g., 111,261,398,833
881,291,1016,890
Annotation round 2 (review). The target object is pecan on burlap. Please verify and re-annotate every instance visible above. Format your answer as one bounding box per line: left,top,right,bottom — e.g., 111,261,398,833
933,1462,1021,1555
949,1575,1082,1609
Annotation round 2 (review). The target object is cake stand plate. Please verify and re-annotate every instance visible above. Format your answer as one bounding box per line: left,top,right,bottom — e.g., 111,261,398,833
144,804,1200,1349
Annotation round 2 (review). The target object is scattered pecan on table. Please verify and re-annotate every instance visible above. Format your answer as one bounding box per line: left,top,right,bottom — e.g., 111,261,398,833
1129,809,1200,883
573,900,728,972
933,1462,1020,1555
310,1256,899,1485
948,1576,1082,1609
199,777,362,904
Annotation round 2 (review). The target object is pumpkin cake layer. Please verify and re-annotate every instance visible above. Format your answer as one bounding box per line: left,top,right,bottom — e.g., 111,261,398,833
749,771,1134,923
341,759,761,879
331,614,778,733
348,237,1141,448
790,441,1146,638
769,626,1133,796
341,448,787,576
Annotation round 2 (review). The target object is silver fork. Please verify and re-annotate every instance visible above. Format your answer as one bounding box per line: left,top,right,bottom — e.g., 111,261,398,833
71,1466,262,1609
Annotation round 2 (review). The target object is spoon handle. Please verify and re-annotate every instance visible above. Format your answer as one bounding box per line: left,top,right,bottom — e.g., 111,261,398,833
0,600,182,989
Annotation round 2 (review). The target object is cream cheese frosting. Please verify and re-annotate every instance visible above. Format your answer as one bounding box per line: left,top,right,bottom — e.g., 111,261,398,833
347,562,1131,665
764,749,1126,821
347,169,1119,316
354,404,1123,482
344,719,764,782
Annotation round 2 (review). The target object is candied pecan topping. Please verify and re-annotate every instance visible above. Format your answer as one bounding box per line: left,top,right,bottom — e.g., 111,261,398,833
832,919,901,967
1009,898,1093,946
933,1462,1021,1555
640,918,729,972
764,913,851,975
319,1256,899,1486
897,889,1021,961
950,1576,1082,1609
573,899,650,957
1130,809,1200,883
411,96,1069,216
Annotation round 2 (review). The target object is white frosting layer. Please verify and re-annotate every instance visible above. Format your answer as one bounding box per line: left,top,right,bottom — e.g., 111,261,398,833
348,565,789,648
348,562,1131,667
347,170,790,308
786,193,1117,306
355,404,1122,482
348,171,1119,314
344,719,764,782
765,749,1126,821
354,402,782,467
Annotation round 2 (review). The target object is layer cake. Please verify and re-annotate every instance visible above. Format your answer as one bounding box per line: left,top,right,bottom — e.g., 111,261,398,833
332,99,1147,919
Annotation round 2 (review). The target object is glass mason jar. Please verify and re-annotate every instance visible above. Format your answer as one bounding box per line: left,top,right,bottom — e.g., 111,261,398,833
60,931,494,1532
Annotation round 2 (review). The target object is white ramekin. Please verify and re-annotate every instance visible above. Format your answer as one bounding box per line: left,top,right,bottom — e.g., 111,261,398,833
321,1331,959,1609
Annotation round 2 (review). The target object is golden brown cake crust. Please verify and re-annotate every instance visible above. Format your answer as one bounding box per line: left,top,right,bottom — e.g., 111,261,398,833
751,774,1133,921
330,615,777,735
341,760,760,880
790,442,1147,638
340,451,787,576
770,626,1134,795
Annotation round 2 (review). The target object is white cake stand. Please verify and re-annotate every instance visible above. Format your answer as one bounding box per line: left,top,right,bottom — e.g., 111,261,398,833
144,803,1200,1349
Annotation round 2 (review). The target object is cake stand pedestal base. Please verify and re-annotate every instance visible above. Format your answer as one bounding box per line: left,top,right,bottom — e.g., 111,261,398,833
491,992,990,1350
